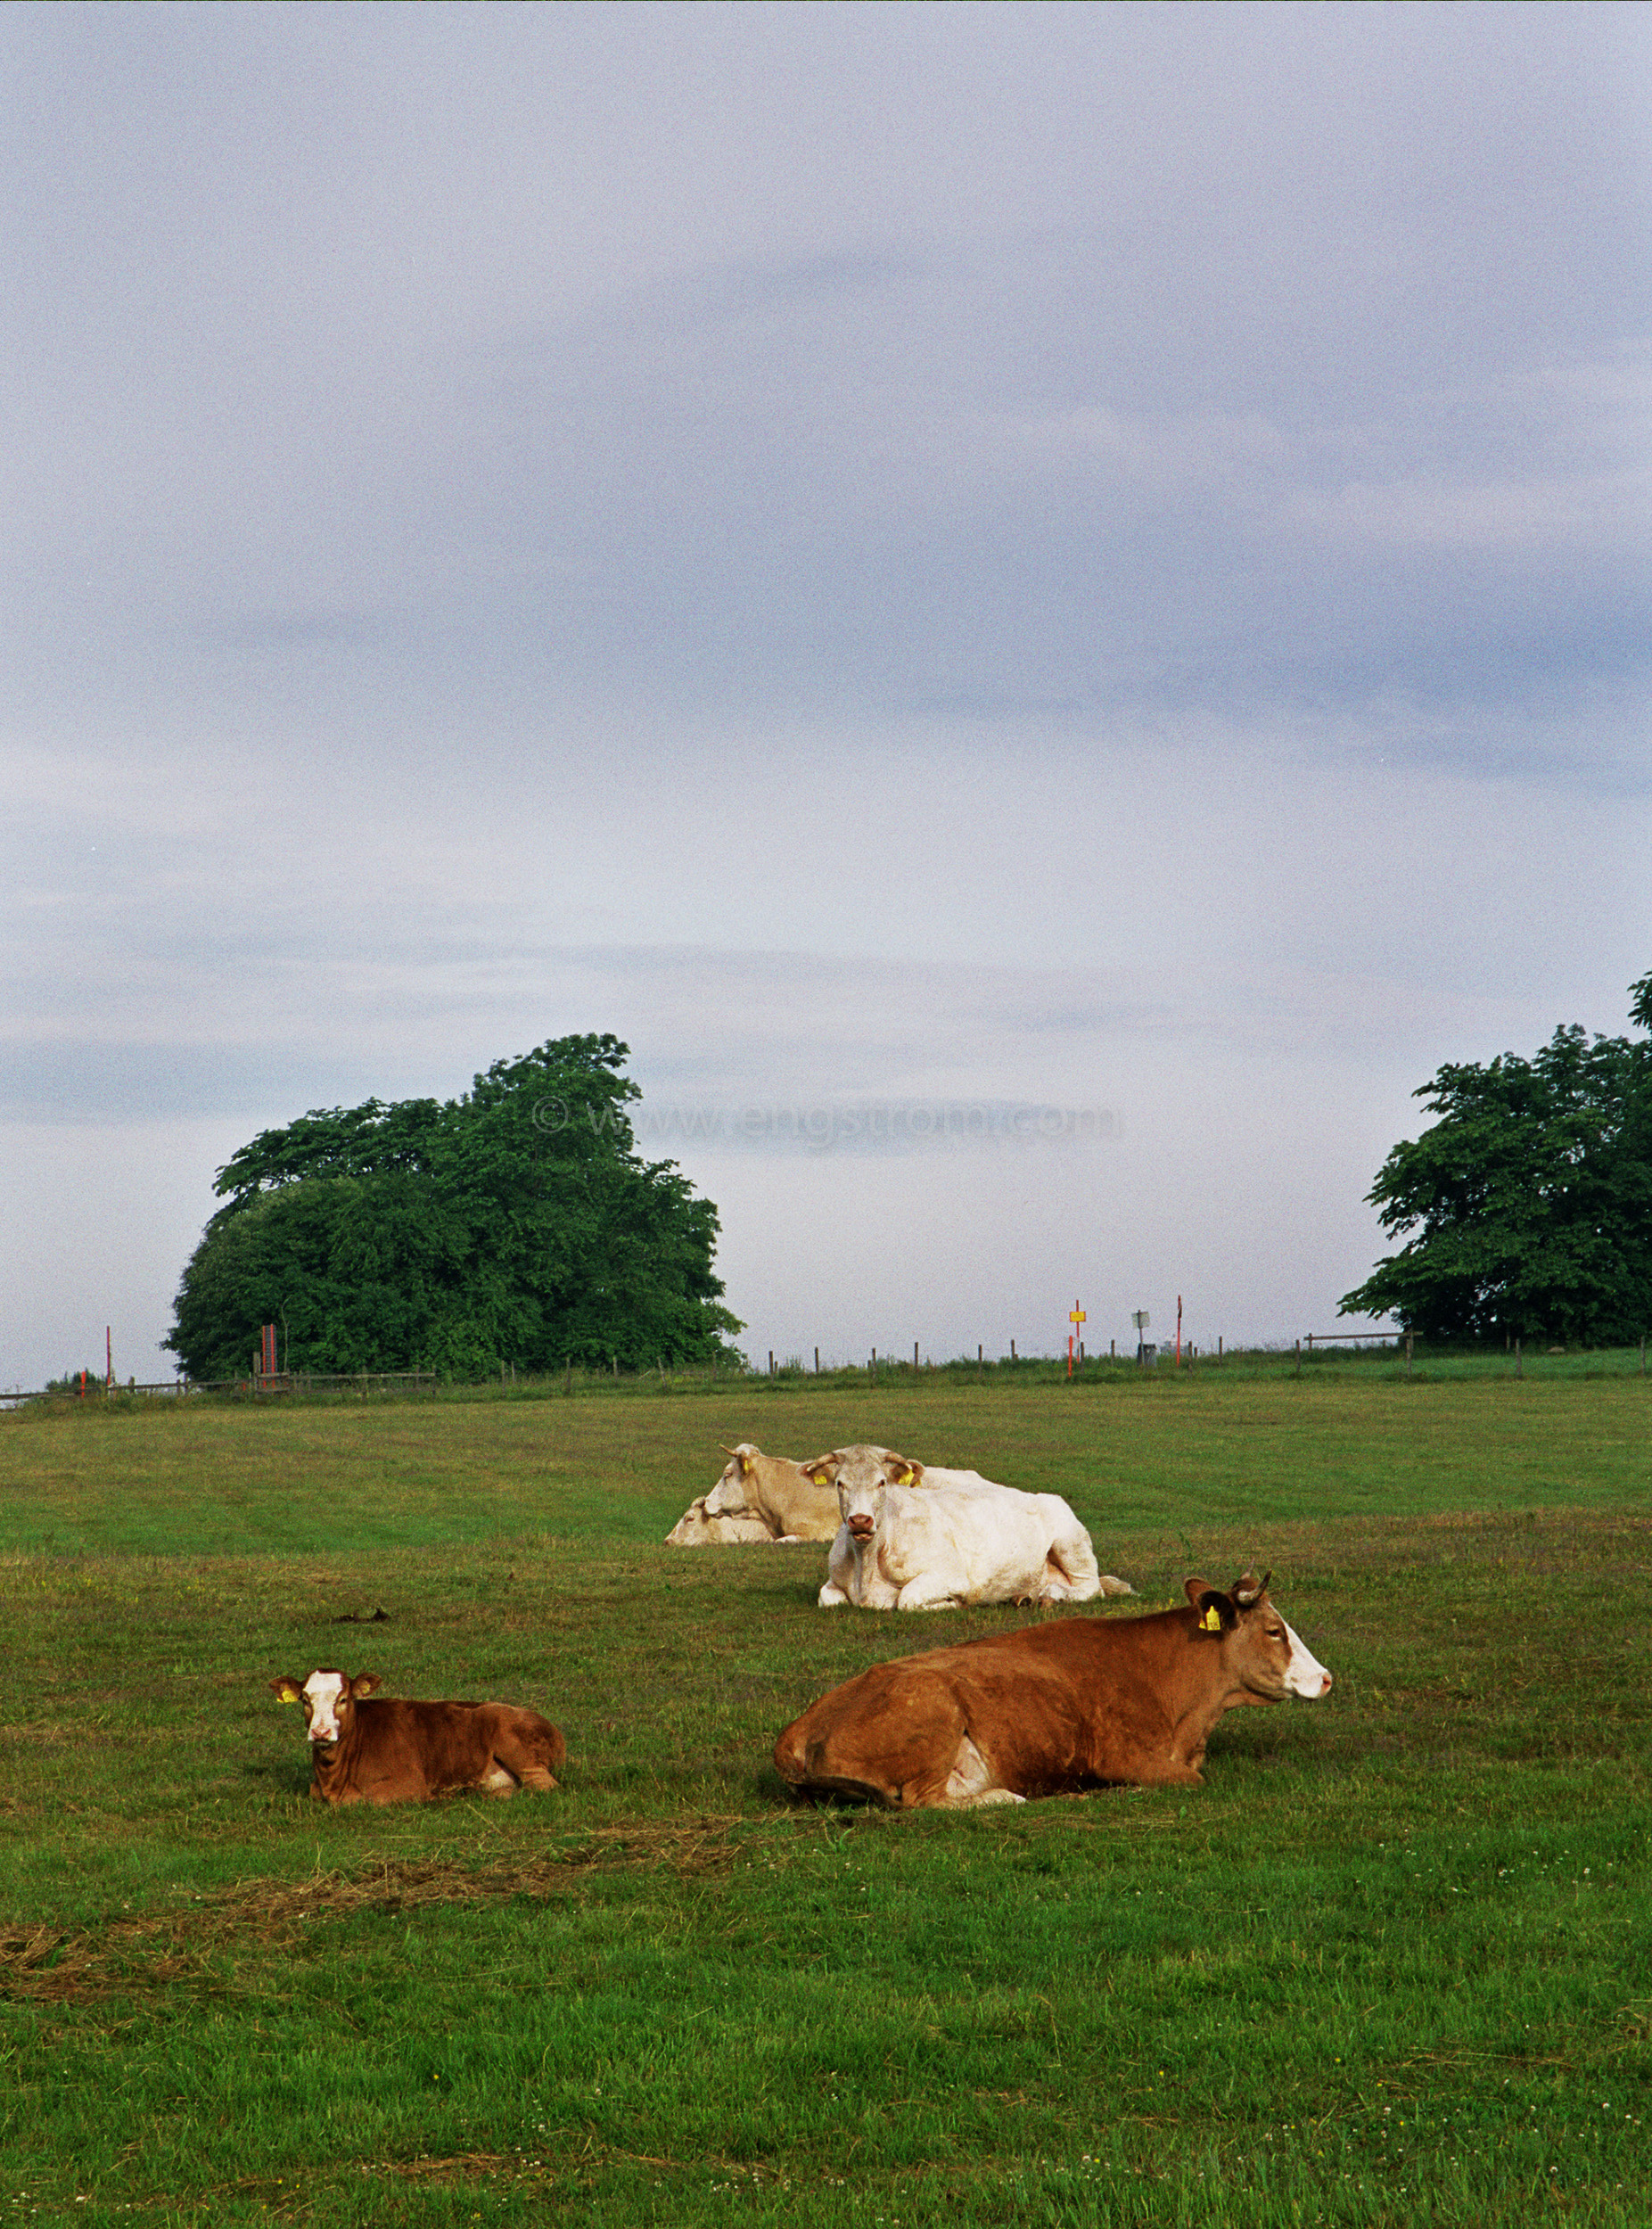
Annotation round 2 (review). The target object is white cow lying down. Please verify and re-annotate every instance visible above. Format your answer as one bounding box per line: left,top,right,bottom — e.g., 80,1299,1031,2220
809,1446,1133,1612
663,1498,779,1546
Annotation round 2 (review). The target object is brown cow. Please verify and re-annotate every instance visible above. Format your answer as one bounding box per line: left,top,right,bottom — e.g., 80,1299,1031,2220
772,1570,1331,1809
269,1669,566,1806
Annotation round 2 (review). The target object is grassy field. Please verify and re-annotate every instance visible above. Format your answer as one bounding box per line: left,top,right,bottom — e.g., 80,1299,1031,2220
1,1368,1648,2225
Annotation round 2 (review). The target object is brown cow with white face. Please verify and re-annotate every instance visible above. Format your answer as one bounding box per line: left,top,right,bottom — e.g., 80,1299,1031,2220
773,1570,1331,1808
269,1670,566,1806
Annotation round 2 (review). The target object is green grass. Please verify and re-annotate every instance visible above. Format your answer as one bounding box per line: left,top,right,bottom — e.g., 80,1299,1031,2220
1,1375,1648,2225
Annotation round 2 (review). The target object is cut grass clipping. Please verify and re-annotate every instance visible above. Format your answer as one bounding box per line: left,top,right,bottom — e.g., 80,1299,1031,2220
1,1368,1648,2225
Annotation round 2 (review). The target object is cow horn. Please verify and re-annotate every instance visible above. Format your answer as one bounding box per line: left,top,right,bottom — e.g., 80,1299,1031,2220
1233,1569,1270,1606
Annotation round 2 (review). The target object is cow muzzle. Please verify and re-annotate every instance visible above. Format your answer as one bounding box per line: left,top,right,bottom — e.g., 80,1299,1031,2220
847,1515,875,1540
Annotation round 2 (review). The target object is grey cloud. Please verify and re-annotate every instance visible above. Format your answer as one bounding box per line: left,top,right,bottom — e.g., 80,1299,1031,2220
0,1038,390,1126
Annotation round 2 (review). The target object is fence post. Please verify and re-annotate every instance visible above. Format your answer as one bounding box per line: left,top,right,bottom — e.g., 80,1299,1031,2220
1010,1340,1016,1362
815,1346,820,1374
1406,1332,1413,1379
1294,1339,1301,1378
1515,1337,1522,1381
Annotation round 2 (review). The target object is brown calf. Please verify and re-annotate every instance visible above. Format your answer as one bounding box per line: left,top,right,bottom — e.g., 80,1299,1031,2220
773,1570,1332,1809
269,1669,566,1806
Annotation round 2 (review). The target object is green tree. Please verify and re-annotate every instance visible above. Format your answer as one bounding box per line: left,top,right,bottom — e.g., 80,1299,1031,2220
1339,975,1652,1344
165,1036,744,1380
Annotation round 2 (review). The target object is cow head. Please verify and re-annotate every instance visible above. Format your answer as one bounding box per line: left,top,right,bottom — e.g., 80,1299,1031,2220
703,1444,763,1518
269,1668,383,1745
801,1447,918,1542
799,1446,921,1497
1182,1572,1333,1700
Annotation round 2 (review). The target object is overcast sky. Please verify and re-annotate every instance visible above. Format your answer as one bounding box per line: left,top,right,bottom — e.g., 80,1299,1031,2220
4,1,1649,1389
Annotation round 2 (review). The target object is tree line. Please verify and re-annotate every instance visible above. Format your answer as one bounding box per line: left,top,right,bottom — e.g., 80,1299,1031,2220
166,1036,743,1382
1341,973,1652,1345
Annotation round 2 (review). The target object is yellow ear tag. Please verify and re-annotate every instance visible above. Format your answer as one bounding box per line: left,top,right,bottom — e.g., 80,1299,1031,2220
278,1690,299,1703
898,1468,913,1485
1201,1606,1223,1633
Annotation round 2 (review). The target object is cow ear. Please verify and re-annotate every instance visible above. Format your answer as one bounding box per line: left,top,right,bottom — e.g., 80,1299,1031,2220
1183,1576,1213,1608
884,1454,918,1486
1193,1589,1236,1633
349,1673,382,1699
269,1676,303,1704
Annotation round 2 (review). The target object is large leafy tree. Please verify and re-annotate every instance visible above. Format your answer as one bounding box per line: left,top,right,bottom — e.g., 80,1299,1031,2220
1339,975,1652,1344
166,1036,744,1380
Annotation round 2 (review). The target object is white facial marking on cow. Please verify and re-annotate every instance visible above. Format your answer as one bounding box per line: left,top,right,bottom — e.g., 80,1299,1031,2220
301,1669,348,1743
1281,1619,1333,1698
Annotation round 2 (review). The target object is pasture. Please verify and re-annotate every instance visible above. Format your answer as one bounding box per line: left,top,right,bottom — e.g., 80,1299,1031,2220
1,1366,1648,2226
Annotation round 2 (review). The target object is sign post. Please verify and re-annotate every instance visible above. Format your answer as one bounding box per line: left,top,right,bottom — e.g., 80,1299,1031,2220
1067,1302,1086,1378
1131,1309,1150,1365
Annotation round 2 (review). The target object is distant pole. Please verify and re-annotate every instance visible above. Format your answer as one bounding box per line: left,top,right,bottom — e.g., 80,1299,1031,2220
1294,1338,1301,1378
106,1326,112,1392
815,1346,820,1374
1175,1295,1182,1368
1406,1331,1414,1379
914,1341,919,1369
1010,1339,1016,1362
1068,1301,1086,1378
1515,1337,1522,1381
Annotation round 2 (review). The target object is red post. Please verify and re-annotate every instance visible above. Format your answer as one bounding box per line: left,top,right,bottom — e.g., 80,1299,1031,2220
1175,1295,1182,1369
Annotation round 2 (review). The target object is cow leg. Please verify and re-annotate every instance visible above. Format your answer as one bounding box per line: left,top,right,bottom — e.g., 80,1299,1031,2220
895,1576,964,1611
774,1666,968,1809
941,1733,1025,1808
485,1711,563,1794
1040,1520,1105,1600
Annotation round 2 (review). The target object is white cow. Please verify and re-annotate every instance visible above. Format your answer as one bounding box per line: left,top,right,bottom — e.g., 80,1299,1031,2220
663,1497,780,1546
810,1446,1133,1612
